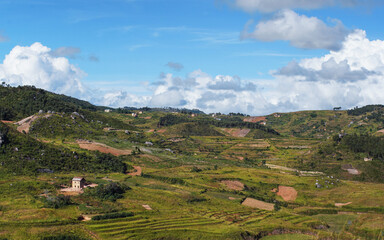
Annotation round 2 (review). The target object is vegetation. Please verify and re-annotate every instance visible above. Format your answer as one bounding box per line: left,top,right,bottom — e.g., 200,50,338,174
84,182,131,201
1,86,384,239
91,212,134,221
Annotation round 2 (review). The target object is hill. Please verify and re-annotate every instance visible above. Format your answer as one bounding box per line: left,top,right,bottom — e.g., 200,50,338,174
1,86,384,239
0,84,102,120
0,122,128,174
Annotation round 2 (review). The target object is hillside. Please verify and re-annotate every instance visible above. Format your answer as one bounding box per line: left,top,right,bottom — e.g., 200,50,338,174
0,122,128,174
1,87,384,239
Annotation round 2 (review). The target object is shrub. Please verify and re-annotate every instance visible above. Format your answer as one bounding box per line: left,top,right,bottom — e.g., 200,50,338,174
84,182,130,201
42,194,71,209
91,211,134,221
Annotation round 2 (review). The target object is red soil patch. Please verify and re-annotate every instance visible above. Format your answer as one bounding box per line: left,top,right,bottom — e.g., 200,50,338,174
242,197,274,211
243,116,266,123
221,180,245,191
222,128,251,137
157,129,167,133
1,120,13,124
276,186,298,202
128,166,142,176
76,140,132,156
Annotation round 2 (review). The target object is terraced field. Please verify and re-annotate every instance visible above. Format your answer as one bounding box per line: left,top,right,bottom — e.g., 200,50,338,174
87,215,224,239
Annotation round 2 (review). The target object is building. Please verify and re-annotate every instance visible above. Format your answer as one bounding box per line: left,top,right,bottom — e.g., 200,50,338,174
104,109,112,113
72,177,86,191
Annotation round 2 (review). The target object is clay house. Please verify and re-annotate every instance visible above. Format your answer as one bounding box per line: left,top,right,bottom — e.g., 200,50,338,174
72,177,86,191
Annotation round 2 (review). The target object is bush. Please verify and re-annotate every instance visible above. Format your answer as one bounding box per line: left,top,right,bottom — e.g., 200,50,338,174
299,208,338,216
42,194,71,209
91,211,134,221
40,235,88,240
85,182,130,201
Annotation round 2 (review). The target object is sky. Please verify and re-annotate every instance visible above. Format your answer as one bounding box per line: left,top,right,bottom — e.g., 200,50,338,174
1,0,384,115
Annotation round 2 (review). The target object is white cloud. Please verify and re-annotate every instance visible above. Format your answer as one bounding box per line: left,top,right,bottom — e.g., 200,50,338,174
147,70,269,114
100,91,150,108
267,29,384,112
242,9,348,50
231,0,358,13
0,42,87,98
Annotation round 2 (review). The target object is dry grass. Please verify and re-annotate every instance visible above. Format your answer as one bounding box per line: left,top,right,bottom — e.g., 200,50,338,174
241,197,274,211
221,180,244,191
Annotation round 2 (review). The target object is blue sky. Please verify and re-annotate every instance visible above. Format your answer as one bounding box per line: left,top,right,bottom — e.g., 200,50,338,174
1,0,384,115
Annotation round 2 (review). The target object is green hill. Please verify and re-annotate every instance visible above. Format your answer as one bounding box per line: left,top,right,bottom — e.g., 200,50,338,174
0,84,103,120
0,122,127,174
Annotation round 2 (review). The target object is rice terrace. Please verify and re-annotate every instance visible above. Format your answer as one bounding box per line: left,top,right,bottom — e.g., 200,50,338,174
1,0,384,239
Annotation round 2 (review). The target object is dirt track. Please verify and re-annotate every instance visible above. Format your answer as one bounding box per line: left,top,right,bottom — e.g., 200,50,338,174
76,140,132,156
15,114,52,133
335,202,352,207
221,180,245,191
128,166,142,176
276,186,298,201
241,197,274,211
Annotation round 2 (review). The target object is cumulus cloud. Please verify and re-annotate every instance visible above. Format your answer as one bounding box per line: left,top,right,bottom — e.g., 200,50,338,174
0,42,87,98
147,70,269,114
267,29,384,112
231,0,358,13
50,46,81,59
242,9,348,50
166,62,184,71
100,91,150,108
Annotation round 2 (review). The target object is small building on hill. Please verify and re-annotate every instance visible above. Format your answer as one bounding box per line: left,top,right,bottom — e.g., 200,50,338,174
72,177,86,191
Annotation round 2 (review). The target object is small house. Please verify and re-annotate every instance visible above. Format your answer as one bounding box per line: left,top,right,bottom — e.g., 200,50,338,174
72,177,86,190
